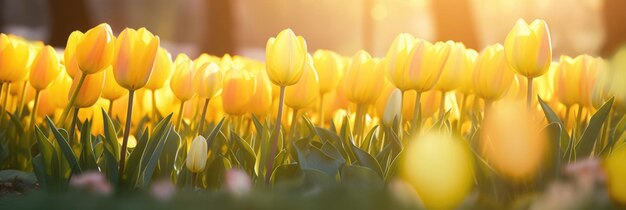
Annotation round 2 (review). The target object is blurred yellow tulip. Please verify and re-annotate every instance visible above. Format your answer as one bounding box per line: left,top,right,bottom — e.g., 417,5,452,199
0,38,32,83
101,67,127,101
194,62,223,99
604,143,626,206
112,27,160,90
170,54,196,101
29,45,61,91
402,131,474,210
265,29,307,87
504,19,552,78
70,70,105,108
248,70,273,117
222,69,256,116
480,101,547,180
345,50,385,105
313,49,342,94
285,56,319,110
145,48,173,90
383,88,402,126
75,23,116,74
64,31,83,79
473,44,515,101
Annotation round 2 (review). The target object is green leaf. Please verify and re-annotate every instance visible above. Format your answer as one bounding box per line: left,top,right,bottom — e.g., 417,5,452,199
340,165,383,189
46,116,82,174
101,108,120,159
158,127,180,180
540,123,562,181
350,142,383,178
123,128,149,187
270,163,303,185
231,132,256,174
293,139,343,177
203,154,232,189
577,97,613,158
538,96,570,151
139,123,173,187
34,126,55,176
103,147,118,186
7,112,24,136
79,120,98,171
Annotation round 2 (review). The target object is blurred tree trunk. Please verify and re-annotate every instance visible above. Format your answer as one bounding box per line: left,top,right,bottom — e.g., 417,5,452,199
431,0,479,49
601,0,626,56
49,0,91,47
201,0,235,56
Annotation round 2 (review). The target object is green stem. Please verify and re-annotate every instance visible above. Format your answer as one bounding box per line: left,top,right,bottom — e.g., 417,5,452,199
152,90,158,121
68,107,79,145
563,106,571,130
108,99,115,116
412,91,422,132
439,91,446,119
290,109,299,141
318,94,325,127
1,83,11,126
266,86,286,185
118,90,135,182
177,100,187,132
457,94,467,134
191,172,197,190
58,73,87,125
16,81,27,117
354,104,367,144
527,77,533,109
197,98,210,136
26,90,41,146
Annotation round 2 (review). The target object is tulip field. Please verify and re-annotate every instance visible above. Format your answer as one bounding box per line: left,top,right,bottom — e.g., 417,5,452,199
0,18,625,210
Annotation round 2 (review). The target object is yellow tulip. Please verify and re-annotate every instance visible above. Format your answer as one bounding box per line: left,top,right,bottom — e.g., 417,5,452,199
434,41,467,92
505,19,552,78
345,50,385,105
194,62,223,99
48,72,73,108
145,47,173,90
170,54,196,101
186,135,208,173
402,131,474,210
383,88,402,126
604,143,626,206
313,50,342,94
385,33,416,91
0,38,32,83
400,41,450,92
75,23,116,74
69,70,105,108
265,29,307,87
101,67,127,101
248,69,273,117
64,31,83,79
112,27,160,90
553,56,579,107
29,45,61,91
473,44,515,101
285,56,319,110
458,49,478,94
222,69,256,116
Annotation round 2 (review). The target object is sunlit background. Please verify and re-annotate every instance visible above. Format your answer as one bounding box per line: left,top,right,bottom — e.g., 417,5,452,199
0,0,618,59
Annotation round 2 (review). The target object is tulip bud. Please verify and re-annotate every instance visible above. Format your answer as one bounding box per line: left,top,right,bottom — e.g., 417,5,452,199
29,45,61,91
434,41,467,92
265,29,307,87
285,56,320,110
101,67,127,101
145,48,173,90
186,136,208,173
194,62,223,99
473,44,515,101
70,70,105,108
64,31,83,79
383,88,402,126
401,40,450,92
222,69,256,116
313,50,342,94
248,69,273,117
170,54,196,101
345,50,385,104
504,19,552,78
402,131,475,210
75,23,116,74
0,38,32,83
112,27,160,90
